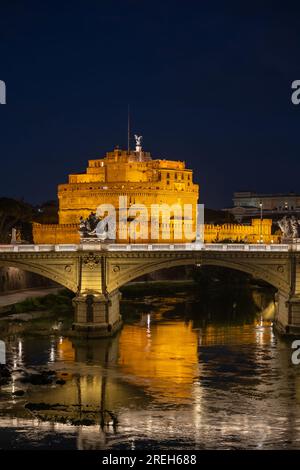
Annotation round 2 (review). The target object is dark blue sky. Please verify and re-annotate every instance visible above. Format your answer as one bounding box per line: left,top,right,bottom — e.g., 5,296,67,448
0,0,300,208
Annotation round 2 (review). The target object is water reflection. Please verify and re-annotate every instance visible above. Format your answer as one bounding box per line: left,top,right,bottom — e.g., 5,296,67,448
1,288,300,449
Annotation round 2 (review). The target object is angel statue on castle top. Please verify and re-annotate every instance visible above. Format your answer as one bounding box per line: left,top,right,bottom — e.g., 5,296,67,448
134,135,143,152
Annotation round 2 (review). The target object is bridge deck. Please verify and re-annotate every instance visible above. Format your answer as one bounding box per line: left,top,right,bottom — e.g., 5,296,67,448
0,243,292,253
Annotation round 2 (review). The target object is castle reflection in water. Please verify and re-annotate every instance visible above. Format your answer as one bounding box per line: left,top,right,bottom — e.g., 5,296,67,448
3,290,300,450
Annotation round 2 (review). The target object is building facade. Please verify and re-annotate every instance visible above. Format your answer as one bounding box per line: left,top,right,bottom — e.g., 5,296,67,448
224,191,300,222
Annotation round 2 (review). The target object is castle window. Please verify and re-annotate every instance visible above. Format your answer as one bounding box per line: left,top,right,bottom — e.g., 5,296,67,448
167,173,170,178
175,173,177,179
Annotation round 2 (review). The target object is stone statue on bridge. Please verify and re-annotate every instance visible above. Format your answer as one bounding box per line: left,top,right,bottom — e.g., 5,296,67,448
290,216,299,238
79,212,116,242
277,216,300,241
10,228,22,245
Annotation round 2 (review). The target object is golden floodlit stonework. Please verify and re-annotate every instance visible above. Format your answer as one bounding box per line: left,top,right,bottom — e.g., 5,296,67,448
33,146,278,244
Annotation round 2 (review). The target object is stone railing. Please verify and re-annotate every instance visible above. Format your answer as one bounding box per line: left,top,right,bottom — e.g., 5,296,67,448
0,243,291,253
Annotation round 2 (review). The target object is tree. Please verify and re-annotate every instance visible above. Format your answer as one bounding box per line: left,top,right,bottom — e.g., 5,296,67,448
34,200,58,224
0,198,33,243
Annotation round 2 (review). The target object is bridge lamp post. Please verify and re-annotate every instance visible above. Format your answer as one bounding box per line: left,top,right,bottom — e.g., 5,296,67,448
259,202,263,244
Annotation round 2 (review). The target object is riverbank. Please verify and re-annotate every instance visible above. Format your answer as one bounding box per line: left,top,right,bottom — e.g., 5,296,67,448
0,289,74,337
0,287,64,314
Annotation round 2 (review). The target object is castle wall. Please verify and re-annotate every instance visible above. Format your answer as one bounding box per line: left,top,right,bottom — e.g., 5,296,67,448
33,223,80,244
204,219,279,243
33,219,278,245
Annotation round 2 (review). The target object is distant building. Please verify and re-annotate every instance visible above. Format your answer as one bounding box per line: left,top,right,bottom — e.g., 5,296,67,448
224,191,300,222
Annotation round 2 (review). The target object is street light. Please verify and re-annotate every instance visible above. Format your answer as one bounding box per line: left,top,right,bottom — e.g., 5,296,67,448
259,201,263,243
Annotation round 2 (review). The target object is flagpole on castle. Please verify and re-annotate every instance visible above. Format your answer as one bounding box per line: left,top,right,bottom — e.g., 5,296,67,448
127,104,130,153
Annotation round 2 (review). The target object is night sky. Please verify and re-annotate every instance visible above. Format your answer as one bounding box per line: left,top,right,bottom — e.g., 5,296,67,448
1,0,300,208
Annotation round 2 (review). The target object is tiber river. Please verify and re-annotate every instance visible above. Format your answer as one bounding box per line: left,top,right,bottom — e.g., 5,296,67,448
0,273,300,450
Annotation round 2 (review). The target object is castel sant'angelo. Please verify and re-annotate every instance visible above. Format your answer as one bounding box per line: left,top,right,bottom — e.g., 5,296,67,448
33,136,276,244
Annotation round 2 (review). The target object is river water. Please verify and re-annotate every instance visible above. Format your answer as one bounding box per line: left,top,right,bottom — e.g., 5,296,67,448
0,287,300,450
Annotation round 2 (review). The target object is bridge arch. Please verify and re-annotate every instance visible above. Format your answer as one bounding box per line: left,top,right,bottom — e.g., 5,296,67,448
109,257,290,295
0,259,78,293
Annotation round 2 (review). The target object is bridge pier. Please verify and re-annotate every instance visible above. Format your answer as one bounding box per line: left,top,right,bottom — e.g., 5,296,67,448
274,256,300,335
274,291,300,335
72,289,122,338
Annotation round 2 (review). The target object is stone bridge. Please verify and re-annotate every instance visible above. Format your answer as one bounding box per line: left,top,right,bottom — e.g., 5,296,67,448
0,243,300,337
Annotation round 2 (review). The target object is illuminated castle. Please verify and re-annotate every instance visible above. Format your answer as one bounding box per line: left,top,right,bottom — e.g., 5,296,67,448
33,139,199,244
33,138,278,244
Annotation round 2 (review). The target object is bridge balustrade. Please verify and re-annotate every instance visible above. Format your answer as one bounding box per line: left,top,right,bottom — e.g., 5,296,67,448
204,244,225,251
0,242,293,252
17,245,37,252
128,244,149,251
36,244,55,252
248,244,268,251
55,244,80,251
152,244,171,250
0,245,14,252
106,244,128,251
225,244,245,251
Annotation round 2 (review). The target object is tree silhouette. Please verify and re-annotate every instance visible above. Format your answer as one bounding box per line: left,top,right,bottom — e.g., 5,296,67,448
0,198,33,243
